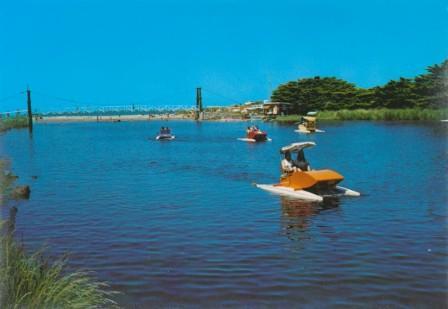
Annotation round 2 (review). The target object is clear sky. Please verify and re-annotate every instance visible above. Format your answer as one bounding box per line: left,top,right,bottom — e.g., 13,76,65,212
1,0,447,111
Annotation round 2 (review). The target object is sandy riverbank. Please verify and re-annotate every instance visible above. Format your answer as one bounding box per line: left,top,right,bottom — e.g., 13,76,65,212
36,114,247,123
37,114,191,123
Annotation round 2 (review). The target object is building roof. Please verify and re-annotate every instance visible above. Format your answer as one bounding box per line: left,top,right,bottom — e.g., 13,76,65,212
263,101,292,107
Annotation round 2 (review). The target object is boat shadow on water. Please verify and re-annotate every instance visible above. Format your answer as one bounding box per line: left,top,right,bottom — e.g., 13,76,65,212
280,196,340,241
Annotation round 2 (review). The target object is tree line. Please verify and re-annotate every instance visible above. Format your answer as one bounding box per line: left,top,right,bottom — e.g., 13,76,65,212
271,60,447,113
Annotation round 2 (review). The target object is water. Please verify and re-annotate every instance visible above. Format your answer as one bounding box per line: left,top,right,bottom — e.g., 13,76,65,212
1,120,447,307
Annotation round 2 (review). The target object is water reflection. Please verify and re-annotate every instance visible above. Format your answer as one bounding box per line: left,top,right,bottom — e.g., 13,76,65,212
433,121,448,137
280,197,340,241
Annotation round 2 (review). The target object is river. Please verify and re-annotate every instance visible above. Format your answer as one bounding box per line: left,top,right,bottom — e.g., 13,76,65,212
1,120,447,307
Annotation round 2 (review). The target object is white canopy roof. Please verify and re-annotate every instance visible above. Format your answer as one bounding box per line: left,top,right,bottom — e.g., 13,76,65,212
280,141,316,153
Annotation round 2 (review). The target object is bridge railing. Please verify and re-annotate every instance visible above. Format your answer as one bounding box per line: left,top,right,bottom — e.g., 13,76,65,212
37,105,196,115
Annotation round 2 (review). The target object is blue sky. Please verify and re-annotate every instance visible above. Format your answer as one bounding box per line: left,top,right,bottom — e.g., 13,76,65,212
1,0,447,111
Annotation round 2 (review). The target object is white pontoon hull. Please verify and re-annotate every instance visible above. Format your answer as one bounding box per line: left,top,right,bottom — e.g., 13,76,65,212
237,138,272,143
294,129,325,134
156,135,175,141
256,184,360,202
335,186,361,197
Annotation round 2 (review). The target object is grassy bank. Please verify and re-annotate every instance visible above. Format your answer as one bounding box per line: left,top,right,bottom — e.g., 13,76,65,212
274,108,448,122
0,117,28,132
0,234,119,308
0,159,119,308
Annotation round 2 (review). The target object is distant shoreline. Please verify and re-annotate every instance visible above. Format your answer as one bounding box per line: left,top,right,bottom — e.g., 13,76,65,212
36,114,246,123
38,114,182,123
14,107,448,125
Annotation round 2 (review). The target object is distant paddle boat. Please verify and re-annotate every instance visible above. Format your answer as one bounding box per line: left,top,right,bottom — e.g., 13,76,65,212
156,127,175,141
256,142,360,202
238,125,271,142
295,112,325,134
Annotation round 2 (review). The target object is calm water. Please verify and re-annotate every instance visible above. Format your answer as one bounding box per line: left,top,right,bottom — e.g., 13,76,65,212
1,120,447,307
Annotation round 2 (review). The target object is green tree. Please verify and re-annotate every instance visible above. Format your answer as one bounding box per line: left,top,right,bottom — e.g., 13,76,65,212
271,76,360,113
271,59,447,112
413,60,448,108
373,77,418,108
353,88,376,109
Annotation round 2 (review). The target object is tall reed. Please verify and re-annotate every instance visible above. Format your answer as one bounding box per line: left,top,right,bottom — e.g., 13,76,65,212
0,233,119,309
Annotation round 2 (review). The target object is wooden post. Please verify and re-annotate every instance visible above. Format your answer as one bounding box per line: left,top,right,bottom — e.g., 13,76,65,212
195,87,202,120
26,87,33,132
196,87,202,112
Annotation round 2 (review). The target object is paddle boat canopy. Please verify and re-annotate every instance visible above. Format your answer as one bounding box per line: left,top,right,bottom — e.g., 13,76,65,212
256,142,360,202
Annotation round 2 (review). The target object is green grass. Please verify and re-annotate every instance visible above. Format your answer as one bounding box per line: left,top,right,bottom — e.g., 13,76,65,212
0,159,120,308
274,108,448,122
0,117,29,132
0,233,119,309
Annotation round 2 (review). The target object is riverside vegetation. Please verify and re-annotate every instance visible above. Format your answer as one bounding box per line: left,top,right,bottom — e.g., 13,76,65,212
275,108,448,122
0,117,28,132
0,160,119,308
271,60,447,120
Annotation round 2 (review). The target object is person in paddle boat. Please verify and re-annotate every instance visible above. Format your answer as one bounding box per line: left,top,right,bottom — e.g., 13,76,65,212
281,150,311,176
281,152,297,175
156,126,175,140
246,125,268,142
294,149,311,171
159,127,171,134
